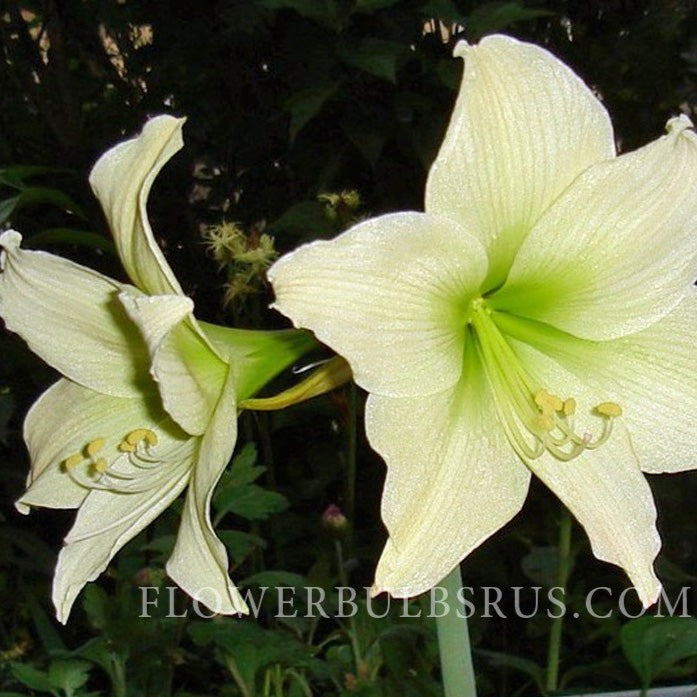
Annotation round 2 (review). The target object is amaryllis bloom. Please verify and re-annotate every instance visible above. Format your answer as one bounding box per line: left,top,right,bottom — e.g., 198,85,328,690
268,35,697,607
1,116,311,622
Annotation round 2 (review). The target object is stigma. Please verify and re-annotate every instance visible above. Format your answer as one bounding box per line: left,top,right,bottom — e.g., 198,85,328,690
470,300,622,462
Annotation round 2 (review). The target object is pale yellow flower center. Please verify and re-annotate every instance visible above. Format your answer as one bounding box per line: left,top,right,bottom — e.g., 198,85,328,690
469,299,621,462
62,428,163,492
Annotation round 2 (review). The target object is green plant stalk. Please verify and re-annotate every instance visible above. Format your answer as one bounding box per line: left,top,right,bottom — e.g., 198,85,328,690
335,539,363,672
545,506,573,693
345,381,357,527
436,564,477,697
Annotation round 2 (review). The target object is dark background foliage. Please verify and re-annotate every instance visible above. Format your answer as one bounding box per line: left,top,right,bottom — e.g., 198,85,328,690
1,1,697,695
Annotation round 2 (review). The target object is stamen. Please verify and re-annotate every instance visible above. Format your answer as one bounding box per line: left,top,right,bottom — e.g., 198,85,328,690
61,427,164,494
63,453,83,469
470,300,622,463
86,438,106,457
596,402,622,417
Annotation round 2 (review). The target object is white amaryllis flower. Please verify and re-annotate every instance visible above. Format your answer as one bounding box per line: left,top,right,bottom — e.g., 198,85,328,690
0,116,311,622
269,35,697,607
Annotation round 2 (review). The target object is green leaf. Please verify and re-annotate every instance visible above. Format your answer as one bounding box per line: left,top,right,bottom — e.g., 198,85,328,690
241,570,306,589
267,201,330,240
476,649,545,694
340,39,404,83
466,2,554,38
29,596,68,654
0,187,86,224
217,530,266,563
0,165,67,189
621,615,697,689
82,584,110,630
9,663,56,694
341,118,385,166
25,228,116,254
285,85,337,142
213,443,266,510
217,484,288,521
48,660,92,697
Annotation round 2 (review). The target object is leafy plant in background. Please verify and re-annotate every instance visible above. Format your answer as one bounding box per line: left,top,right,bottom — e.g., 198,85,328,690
2,1,697,696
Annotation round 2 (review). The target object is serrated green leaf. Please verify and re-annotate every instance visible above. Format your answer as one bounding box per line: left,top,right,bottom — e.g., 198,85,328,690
48,659,92,697
621,615,697,689
218,484,288,520
217,530,266,563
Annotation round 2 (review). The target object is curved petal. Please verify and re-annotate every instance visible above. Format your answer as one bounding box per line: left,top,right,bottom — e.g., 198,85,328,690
269,212,487,398
509,339,661,607
166,371,247,615
89,115,185,296
53,448,192,623
0,231,150,397
494,116,697,339
497,292,697,474
426,34,614,289
19,378,188,513
120,292,227,436
367,335,529,597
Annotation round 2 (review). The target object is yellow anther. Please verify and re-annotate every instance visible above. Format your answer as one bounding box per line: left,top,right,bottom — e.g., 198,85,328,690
86,437,106,457
126,429,150,445
536,414,555,431
93,458,109,473
64,453,83,469
118,441,136,453
534,389,564,414
563,398,577,417
596,402,623,418
125,428,157,447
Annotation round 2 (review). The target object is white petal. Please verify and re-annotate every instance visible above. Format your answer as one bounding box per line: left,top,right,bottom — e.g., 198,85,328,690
53,456,191,624
426,34,614,288
89,115,185,296
526,425,661,607
367,337,529,596
495,116,697,339
508,339,662,607
120,292,227,436
166,371,247,615
0,230,149,397
269,212,487,398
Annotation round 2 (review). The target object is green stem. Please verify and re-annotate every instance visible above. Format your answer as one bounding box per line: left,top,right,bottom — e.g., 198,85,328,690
335,540,362,671
436,565,477,697
345,382,358,527
545,506,573,693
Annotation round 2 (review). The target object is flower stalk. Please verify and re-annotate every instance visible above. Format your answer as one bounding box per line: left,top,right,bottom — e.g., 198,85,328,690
436,565,477,697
